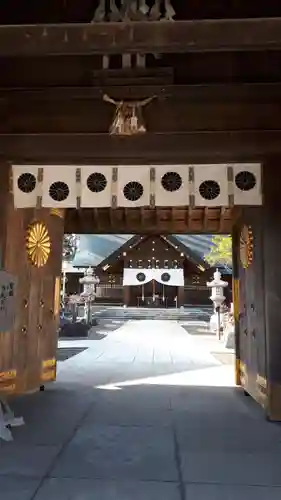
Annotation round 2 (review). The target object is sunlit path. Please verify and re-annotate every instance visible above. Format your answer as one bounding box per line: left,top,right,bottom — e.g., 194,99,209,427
56,320,230,388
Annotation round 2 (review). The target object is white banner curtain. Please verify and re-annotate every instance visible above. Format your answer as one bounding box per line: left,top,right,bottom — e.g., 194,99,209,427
122,268,184,287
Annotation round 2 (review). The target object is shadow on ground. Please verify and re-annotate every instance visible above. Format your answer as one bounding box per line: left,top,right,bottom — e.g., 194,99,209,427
56,347,89,362
2,382,281,500
1,319,280,499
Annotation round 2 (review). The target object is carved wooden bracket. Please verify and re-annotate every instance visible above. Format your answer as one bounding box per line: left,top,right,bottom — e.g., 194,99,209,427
92,0,176,23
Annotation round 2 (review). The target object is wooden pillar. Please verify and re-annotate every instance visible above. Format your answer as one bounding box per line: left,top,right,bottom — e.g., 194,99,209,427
0,166,64,396
262,160,281,420
0,163,15,394
234,160,281,420
234,204,267,412
177,286,185,308
123,285,130,307
231,222,241,386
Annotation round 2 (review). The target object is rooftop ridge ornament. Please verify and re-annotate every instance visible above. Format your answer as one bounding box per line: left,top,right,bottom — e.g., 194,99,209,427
149,0,175,20
92,0,176,23
103,93,156,136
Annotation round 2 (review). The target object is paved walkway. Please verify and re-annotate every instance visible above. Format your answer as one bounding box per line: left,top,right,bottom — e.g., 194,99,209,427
1,320,281,499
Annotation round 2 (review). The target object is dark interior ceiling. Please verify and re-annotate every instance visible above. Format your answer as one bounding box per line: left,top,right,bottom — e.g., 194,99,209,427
64,206,236,235
0,0,280,24
2,51,281,87
1,4,280,166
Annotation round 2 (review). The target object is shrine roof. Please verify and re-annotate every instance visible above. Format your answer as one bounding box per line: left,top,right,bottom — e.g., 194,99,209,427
71,233,224,269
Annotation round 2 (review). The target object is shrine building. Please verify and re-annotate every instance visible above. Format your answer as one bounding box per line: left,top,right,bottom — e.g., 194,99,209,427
1,0,281,420
65,234,232,307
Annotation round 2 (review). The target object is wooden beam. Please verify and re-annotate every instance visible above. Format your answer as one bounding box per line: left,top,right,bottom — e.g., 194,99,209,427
140,207,145,229
185,206,189,229
187,207,193,231
123,208,128,228
64,207,235,234
3,83,281,102
93,207,100,231
219,207,226,233
1,19,281,57
109,207,114,230
203,207,209,232
2,130,281,163
64,214,233,234
3,84,281,138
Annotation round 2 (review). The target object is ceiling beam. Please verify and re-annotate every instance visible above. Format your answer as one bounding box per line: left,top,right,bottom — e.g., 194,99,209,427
64,207,235,234
203,207,209,232
64,219,233,234
140,207,145,230
219,207,226,233
2,130,281,162
2,83,281,102
94,207,103,232
109,206,114,230
1,18,281,57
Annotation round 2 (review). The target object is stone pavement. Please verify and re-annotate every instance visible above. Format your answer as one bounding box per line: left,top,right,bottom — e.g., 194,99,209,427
87,305,212,322
1,320,281,499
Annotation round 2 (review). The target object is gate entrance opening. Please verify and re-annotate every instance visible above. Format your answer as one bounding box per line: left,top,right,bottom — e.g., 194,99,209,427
2,1,281,422
63,233,232,309
1,160,281,422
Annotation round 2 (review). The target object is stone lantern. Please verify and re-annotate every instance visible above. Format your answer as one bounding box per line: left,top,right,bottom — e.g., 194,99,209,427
61,261,68,308
79,267,100,324
207,269,228,338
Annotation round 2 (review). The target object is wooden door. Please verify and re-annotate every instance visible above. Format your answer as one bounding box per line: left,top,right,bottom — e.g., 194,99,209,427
1,202,64,396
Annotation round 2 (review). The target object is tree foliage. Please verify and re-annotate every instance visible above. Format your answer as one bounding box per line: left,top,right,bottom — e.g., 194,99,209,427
204,235,232,267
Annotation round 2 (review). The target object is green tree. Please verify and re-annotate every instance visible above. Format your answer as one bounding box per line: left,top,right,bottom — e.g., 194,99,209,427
204,235,232,267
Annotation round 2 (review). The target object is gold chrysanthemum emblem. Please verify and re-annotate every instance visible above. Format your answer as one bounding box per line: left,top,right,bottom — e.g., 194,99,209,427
26,222,51,267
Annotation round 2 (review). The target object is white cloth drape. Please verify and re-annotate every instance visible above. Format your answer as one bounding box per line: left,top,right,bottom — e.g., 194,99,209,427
123,268,184,287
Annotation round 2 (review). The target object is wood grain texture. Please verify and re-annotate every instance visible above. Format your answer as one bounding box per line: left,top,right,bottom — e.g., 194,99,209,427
64,206,235,234
2,85,281,135
0,177,64,395
1,19,281,56
1,131,281,164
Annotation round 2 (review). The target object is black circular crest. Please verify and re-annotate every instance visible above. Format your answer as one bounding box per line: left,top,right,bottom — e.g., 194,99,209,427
123,181,144,202
136,272,146,282
161,272,171,282
87,172,107,193
17,173,37,193
235,171,256,191
199,180,220,200
161,172,182,192
49,181,70,202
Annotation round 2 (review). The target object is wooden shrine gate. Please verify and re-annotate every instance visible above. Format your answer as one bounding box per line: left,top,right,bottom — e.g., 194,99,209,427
1,0,281,420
